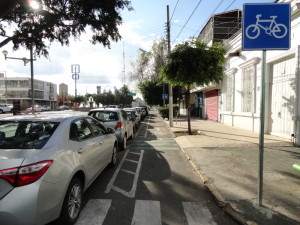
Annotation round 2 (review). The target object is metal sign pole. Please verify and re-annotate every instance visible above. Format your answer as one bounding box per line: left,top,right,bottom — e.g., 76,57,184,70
258,50,266,206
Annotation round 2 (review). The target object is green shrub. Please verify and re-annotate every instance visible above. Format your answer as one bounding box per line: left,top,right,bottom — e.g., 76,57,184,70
159,106,180,119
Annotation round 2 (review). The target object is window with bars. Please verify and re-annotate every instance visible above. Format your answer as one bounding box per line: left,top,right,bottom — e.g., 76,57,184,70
223,75,233,111
241,66,254,112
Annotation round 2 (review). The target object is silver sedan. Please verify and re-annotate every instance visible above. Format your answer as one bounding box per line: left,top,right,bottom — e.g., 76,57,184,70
0,113,118,225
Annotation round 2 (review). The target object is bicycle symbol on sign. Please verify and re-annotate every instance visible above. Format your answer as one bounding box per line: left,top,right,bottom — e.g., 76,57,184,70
245,14,288,39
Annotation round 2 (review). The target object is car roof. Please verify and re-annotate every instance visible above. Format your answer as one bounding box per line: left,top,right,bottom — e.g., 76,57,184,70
0,113,82,122
89,108,122,112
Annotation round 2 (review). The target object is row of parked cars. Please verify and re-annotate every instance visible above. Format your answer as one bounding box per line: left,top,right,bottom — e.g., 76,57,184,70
26,105,69,112
0,105,149,225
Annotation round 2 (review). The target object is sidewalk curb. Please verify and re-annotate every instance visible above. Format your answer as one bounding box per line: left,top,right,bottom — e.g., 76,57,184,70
162,118,257,225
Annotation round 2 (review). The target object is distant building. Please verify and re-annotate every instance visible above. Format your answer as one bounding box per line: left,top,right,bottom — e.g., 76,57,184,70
0,77,57,109
97,86,101,94
59,83,68,96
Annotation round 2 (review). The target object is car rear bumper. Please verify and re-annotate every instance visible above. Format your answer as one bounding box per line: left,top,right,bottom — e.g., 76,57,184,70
0,179,67,225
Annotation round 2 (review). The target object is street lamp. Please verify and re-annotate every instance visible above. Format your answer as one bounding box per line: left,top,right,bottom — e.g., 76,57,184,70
2,49,36,111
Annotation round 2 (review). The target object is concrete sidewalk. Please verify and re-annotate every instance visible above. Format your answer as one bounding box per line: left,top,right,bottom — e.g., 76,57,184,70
164,116,300,225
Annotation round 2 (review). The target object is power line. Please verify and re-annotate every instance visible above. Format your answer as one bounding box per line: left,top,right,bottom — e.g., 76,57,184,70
170,0,180,22
173,0,204,42
193,0,226,37
224,0,237,11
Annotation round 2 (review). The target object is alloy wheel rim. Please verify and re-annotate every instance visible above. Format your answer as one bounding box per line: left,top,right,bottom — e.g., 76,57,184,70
68,183,82,219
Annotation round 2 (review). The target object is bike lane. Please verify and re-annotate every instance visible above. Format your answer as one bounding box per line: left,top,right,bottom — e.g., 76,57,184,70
74,112,237,225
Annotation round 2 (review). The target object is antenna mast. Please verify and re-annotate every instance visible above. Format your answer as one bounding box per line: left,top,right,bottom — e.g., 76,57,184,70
122,42,126,85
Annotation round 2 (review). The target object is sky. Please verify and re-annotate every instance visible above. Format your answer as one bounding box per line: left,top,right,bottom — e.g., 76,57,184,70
0,0,274,97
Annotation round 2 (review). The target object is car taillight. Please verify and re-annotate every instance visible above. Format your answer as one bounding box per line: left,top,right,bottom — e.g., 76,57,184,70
0,160,53,187
114,122,123,130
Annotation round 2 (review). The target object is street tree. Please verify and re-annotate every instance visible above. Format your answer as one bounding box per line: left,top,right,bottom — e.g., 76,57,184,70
160,40,226,134
129,39,178,104
138,79,182,107
0,0,132,57
73,95,86,106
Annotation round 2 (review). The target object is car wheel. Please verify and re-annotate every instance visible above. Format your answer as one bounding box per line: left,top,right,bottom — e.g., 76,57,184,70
121,135,127,150
0,109,3,114
129,129,134,140
60,177,83,225
109,144,117,167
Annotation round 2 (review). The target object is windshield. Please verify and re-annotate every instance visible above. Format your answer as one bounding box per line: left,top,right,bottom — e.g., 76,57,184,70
0,121,59,149
89,111,119,122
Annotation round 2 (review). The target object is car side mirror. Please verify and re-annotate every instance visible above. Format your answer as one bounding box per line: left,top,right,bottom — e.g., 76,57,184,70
106,127,115,134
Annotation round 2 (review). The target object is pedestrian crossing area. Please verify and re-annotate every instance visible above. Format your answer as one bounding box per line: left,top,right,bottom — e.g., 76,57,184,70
131,138,181,151
75,199,218,225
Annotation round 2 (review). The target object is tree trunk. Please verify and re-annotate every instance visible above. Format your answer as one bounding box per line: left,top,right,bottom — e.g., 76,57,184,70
186,89,192,135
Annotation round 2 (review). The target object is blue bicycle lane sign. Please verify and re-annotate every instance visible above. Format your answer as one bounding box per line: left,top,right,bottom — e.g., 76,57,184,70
242,3,291,50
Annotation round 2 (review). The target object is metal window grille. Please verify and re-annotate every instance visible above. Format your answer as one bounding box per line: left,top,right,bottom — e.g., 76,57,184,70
224,75,233,111
242,66,254,112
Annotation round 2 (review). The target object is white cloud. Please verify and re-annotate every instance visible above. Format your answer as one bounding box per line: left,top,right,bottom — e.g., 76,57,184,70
0,16,165,97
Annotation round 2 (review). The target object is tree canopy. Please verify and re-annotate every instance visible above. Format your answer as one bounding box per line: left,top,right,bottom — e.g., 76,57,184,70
129,39,168,83
0,0,132,57
160,40,226,89
160,40,226,134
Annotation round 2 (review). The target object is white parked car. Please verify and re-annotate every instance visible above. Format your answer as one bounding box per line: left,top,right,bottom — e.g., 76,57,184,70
26,105,45,112
0,104,13,114
0,114,117,225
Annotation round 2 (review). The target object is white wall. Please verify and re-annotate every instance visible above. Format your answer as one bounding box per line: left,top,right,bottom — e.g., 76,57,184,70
221,0,300,143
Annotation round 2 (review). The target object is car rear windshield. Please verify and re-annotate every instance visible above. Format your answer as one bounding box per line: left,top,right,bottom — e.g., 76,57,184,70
0,121,59,149
89,111,119,122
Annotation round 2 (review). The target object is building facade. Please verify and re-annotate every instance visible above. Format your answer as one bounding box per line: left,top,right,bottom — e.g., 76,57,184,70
190,9,242,120
220,0,300,144
0,77,57,110
59,83,68,96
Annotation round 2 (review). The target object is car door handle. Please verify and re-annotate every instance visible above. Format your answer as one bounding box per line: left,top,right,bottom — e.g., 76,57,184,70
77,148,85,153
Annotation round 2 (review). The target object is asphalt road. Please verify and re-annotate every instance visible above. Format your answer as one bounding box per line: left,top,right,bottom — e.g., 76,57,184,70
75,110,237,225
0,110,237,224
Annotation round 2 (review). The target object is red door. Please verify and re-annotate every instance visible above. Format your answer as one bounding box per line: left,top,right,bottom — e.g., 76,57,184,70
206,90,218,121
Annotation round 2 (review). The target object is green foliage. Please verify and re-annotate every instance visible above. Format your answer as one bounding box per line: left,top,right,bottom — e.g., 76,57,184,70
138,79,164,107
73,96,86,104
129,39,167,83
158,105,179,119
159,40,226,89
138,79,182,107
90,85,133,107
0,0,132,57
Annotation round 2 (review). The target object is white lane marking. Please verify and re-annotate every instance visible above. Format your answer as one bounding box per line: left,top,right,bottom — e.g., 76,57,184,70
131,200,162,225
182,202,217,225
144,116,151,137
105,150,144,198
75,199,111,225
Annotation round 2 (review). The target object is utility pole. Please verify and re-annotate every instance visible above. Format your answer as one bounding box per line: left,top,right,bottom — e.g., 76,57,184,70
71,64,80,97
167,5,173,127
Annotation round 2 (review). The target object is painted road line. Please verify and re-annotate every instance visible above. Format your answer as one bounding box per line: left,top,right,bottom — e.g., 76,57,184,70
130,146,180,151
75,199,111,225
144,115,151,137
182,202,217,225
105,150,144,198
131,200,162,225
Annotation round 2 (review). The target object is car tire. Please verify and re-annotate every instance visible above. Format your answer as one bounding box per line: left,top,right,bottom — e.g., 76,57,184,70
120,135,127,150
109,144,117,167
60,177,83,225
0,109,3,114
